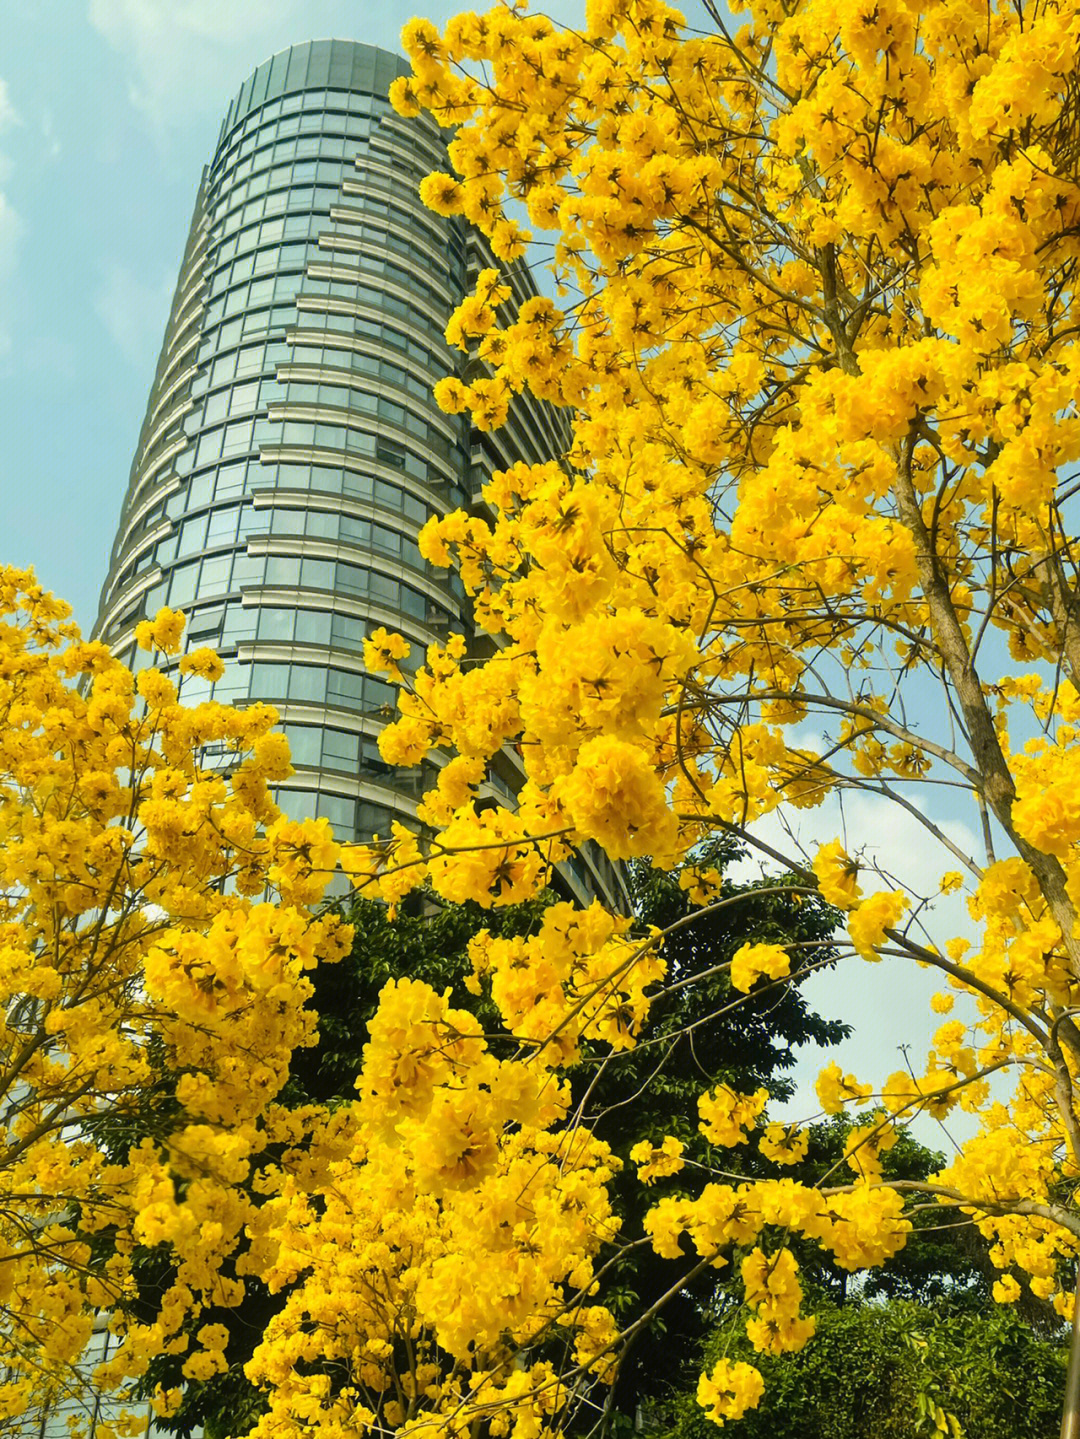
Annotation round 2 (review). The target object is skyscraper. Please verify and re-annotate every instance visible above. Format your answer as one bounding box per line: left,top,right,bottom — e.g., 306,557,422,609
94,39,627,911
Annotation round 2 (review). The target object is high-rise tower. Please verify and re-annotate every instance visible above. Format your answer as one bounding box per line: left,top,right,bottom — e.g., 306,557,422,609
95,40,627,911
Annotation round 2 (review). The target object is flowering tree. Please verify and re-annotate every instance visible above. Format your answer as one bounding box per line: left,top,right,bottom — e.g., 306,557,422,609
299,0,1080,1424
0,571,352,1432
13,0,1080,1425
0,575,723,1439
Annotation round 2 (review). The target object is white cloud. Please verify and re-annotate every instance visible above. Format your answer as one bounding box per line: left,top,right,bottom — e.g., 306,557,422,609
0,192,22,282
0,79,20,134
94,263,175,366
87,0,301,130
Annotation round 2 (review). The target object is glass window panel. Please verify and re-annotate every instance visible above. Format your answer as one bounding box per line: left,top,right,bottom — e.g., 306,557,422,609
295,609,331,645
232,553,265,586
324,728,359,765
196,428,224,467
231,382,260,414
327,669,364,704
370,573,396,605
187,474,213,509
400,587,426,619
237,504,269,538
222,420,254,456
180,674,214,707
265,556,300,586
200,553,233,591
339,516,370,546
216,462,247,498
206,506,239,544
316,793,355,832
258,608,294,642
343,471,373,499
221,604,257,642
270,508,301,535
235,345,264,376
336,563,366,597
331,614,365,648
250,663,289,698
304,510,337,539
300,558,334,591
274,464,310,488
211,353,237,386
403,493,427,524
168,562,199,606
310,466,343,493
282,724,320,767
288,666,325,702
179,514,208,553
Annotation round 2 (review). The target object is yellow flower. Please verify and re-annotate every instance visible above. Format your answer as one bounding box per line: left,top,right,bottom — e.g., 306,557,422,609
178,647,225,682
730,942,790,993
629,1136,686,1184
992,1274,1021,1304
135,605,186,655
847,890,909,959
758,1122,809,1165
559,735,678,860
698,1085,767,1148
363,626,411,684
812,840,863,909
697,1360,765,1426
815,1062,873,1115
136,668,177,710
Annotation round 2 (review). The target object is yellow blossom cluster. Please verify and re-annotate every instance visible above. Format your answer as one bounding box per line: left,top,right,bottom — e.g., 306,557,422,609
379,1,1080,1407
0,572,352,1426
467,900,663,1061
243,976,625,1439
697,1359,766,1426
26,0,1080,1425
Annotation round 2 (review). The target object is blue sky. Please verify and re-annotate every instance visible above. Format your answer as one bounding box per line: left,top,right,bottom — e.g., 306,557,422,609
2,0,603,634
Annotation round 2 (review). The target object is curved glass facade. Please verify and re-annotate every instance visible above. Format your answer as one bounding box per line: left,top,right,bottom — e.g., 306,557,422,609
95,40,628,912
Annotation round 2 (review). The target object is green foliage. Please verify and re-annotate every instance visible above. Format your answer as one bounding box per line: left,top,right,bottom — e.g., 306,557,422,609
660,1300,1067,1439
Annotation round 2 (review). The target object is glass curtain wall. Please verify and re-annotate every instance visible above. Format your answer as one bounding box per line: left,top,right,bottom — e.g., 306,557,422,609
95,39,629,909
